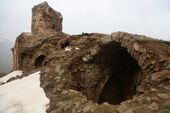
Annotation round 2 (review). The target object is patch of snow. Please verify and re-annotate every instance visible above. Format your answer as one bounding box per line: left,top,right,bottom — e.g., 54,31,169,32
0,70,23,84
75,47,80,50
65,46,72,51
0,71,50,113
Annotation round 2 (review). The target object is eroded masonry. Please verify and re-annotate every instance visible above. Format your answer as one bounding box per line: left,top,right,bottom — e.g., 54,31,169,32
12,2,170,113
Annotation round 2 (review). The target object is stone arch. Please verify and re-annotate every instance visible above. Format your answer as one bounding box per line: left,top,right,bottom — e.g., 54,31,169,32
94,41,142,105
34,54,46,68
111,32,151,70
70,41,143,105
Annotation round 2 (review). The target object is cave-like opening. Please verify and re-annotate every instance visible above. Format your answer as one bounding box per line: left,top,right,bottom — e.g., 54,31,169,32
34,55,46,68
96,42,141,105
70,41,142,105
61,40,70,49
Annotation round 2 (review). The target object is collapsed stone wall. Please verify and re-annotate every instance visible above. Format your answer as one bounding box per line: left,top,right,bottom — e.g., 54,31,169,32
12,2,170,113
40,33,170,113
13,31,170,113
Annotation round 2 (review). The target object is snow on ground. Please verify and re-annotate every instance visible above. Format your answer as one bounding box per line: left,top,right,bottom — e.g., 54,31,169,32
0,71,50,113
0,70,23,84
65,46,72,51
75,47,80,50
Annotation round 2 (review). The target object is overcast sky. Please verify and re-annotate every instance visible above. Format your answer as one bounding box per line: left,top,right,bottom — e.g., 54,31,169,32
0,0,170,41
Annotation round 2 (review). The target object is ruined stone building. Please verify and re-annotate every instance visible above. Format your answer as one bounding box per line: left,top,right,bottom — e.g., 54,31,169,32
12,2,170,113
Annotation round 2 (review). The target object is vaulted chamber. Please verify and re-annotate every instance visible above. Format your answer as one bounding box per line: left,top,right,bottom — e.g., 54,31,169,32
96,42,142,104
72,41,142,105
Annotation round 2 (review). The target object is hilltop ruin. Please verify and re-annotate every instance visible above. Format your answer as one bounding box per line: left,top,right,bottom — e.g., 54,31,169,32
12,2,170,113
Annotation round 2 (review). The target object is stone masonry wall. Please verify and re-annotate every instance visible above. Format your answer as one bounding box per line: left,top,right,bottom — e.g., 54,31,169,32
31,1,62,33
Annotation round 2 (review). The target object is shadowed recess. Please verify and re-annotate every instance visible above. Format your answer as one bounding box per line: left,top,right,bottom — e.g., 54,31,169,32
97,42,141,105
35,55,46,68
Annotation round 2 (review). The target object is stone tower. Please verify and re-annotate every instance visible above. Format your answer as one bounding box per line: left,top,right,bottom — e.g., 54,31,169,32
31,1,63,33
12,2,63,70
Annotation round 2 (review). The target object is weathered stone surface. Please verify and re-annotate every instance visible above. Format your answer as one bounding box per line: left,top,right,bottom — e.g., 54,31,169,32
157,93,170,99
133,42,140,51
148,102,159,111
117,104,129,113
151,96,160,102
151,88,157,92
164,86,170,91
136,86,145,93
32,2,62,33
163,101,170,109
157,109,170,113
151,70,170,82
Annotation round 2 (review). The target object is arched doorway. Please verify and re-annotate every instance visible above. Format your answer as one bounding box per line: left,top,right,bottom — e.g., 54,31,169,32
70,41,142,105
97,42,141,105
34,55,46,68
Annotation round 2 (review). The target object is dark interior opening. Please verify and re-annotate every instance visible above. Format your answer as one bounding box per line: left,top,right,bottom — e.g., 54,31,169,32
20,52,27,60
52,24,55,30
70,41,142,105
96,42,141,105
35,55,46,68
61,41,70,49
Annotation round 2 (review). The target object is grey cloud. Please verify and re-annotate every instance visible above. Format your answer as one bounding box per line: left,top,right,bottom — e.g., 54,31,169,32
0,0,170,41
